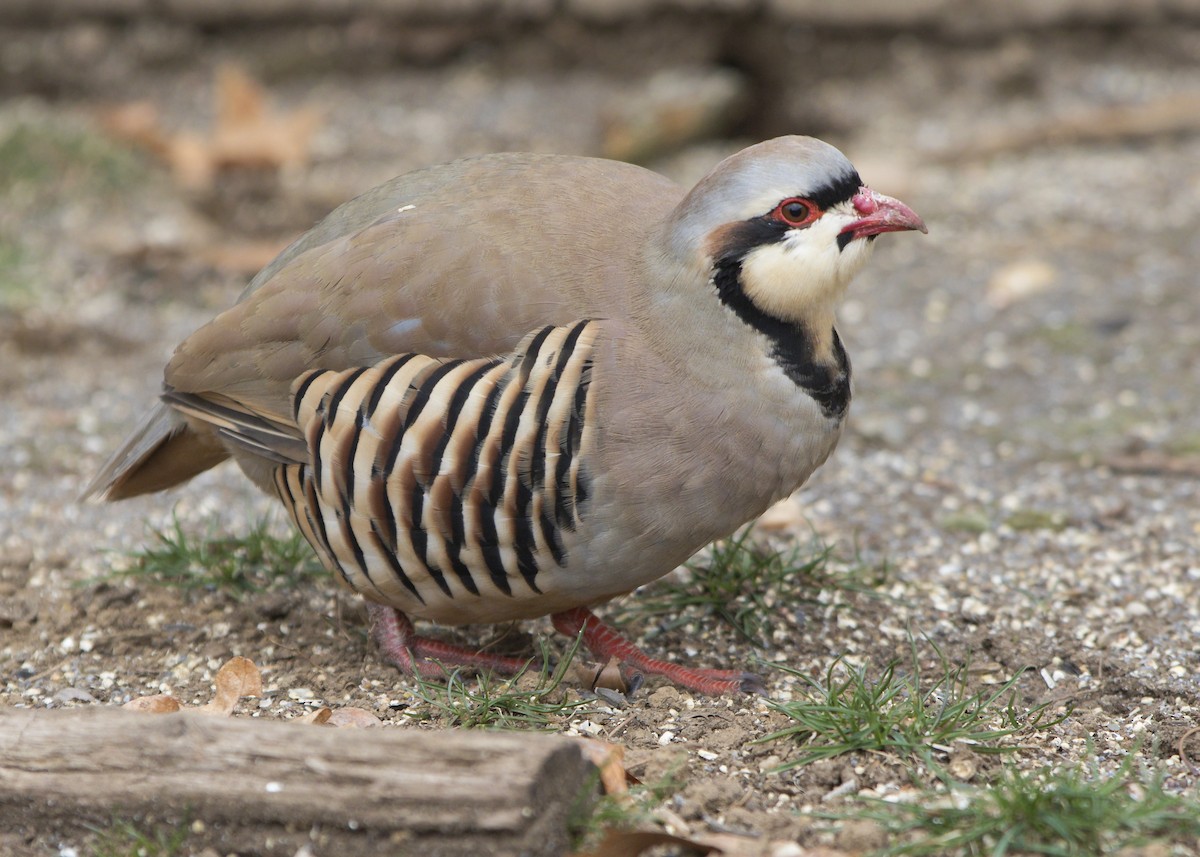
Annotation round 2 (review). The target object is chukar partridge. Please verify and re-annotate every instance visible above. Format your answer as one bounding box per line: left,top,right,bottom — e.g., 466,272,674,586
86,136,925,695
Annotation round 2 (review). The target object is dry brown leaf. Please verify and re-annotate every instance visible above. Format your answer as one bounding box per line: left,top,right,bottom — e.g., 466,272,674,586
166,132,216,191
118,658,262,717
96,101,171,158
208,63,322,176
326,707,382,728
200,656,263,715
568,659,593,685
574,738,629,796
97,63,322,190
122,694,182,714
298,707,332,725
592,657,629,694
216,64,266,128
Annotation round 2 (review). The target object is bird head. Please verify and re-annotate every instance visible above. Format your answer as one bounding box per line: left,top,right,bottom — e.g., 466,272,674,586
667,136,926,327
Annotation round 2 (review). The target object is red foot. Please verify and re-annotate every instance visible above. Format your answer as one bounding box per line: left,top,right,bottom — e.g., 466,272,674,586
367,603,536,678
551,607,765,696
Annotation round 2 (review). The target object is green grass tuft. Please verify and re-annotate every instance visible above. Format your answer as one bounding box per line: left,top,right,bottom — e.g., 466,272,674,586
1165,433,1200,456
616,528,889,649
940,510,991,534
1004,509,1069,533
760,642,1066,769
569,767,687,848
0,119,147,196
836,753,1200,856
0,233,33,308
87,818,190,857
115,515,325,596
405,633,595,730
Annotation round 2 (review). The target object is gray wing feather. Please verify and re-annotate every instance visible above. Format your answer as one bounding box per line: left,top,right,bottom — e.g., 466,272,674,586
162,390,308,466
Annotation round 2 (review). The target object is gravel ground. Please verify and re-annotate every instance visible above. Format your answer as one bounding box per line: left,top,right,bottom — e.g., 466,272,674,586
1,24,1199,855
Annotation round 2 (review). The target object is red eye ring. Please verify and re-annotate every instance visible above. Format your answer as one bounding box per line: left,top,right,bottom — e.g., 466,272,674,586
772,197,818,228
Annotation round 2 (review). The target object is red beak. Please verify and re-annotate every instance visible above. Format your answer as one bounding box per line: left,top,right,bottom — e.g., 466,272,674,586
840,188,927,241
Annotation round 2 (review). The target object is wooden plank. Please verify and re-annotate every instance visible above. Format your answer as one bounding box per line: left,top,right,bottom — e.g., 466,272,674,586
0,708,596,856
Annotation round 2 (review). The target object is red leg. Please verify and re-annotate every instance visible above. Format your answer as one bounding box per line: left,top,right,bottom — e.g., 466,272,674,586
367,603,536,678
552,607,765,696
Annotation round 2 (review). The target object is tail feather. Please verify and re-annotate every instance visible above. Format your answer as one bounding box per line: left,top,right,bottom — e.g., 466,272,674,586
81,403,230,501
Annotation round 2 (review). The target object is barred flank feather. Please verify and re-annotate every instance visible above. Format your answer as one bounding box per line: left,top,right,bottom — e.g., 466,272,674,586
274,321,600,612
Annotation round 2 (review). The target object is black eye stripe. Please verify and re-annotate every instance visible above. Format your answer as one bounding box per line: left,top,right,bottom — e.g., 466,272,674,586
806,169,863,211
710,167,865,263
715,218,787,264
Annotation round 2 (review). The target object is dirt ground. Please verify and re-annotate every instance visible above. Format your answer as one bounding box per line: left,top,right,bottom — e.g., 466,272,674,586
2,19,1199,857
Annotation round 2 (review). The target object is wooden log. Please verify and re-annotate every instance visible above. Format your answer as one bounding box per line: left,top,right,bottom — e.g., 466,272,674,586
0,708,596,856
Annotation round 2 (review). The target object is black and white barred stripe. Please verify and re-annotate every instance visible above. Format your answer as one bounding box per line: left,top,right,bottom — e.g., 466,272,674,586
273,320,600,609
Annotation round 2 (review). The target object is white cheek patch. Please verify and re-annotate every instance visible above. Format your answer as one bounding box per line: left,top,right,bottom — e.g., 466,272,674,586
738,215,872,325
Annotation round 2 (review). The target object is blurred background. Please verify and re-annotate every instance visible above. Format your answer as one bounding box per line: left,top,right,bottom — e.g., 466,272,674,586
2,3,1200,849
2,0,1200,836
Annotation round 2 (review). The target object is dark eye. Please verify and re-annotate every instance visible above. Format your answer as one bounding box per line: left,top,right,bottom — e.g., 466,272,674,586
774,198,818,228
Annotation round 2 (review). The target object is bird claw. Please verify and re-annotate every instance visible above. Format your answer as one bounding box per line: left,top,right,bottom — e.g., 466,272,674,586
551,607,767,696
738,672,769,696
368,603,535,678
372,604,771,696
624,668,767,697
